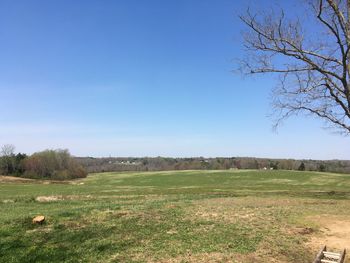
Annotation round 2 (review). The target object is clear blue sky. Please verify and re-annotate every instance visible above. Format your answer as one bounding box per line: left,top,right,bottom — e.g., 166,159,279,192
0,0,349,159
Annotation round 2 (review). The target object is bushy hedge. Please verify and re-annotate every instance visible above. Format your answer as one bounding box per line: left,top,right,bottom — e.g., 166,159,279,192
0,145,87,180
23,149,87,180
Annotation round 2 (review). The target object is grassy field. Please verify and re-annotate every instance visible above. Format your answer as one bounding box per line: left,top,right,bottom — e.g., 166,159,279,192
1,170,350,263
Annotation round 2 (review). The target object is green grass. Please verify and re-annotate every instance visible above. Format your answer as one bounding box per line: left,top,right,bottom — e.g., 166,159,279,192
1,170,350,262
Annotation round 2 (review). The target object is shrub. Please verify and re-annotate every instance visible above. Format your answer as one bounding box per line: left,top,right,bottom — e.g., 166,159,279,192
24,149,87,180
319,164,326,172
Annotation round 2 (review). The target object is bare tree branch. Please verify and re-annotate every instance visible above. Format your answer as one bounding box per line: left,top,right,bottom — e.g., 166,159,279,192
239,0,350,134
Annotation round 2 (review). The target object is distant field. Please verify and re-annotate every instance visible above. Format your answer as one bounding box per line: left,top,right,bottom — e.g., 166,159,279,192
1,170,350,262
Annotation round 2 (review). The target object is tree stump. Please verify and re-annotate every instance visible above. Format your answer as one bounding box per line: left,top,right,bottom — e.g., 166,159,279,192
32,215,45,224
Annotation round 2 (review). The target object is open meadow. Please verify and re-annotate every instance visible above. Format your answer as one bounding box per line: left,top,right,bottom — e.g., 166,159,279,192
1,170,350,263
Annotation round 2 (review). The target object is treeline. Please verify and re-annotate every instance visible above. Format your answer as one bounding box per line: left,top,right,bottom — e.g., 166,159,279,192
2,144,349,178
76,156,350,174
0,145,87,180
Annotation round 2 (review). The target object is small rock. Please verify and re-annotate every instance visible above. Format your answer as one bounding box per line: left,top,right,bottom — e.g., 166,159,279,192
32,215,45,224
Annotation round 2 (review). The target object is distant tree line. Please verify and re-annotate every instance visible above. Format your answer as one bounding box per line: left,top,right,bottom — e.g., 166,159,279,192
2,144,349,177
76,156,350,174
0,144,87,180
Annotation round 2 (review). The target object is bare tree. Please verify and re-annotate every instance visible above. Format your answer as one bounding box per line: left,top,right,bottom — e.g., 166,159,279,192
0,144,15,175
239,0,350,134
1,144,15,157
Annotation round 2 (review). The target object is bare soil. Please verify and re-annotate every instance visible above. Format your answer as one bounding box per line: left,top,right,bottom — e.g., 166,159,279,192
0,175,35,183
308,215,350,260
0,175,84,184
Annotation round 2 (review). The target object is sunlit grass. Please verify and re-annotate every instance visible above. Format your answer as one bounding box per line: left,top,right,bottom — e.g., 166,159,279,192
1,170,349,262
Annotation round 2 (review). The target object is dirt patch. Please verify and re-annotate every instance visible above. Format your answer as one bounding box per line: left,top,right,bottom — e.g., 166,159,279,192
0,175,35,183
35,195,92,202
307,215,350,260
0,175,85,184
286,226,315,236
148,252,287,263
296,227,314,235
36,195,64,202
